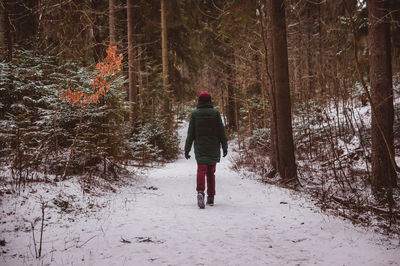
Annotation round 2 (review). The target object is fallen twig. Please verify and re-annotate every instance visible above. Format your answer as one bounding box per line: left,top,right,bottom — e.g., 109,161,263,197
76,235,96,248
120,237,132,244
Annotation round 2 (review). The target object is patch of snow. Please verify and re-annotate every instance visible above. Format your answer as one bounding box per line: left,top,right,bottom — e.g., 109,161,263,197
0,122,399,266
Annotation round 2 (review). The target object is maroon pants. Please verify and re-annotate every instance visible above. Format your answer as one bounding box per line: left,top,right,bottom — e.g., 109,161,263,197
196,163,216,196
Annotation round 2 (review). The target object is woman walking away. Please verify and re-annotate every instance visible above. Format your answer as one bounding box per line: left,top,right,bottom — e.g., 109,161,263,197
184,91,228,209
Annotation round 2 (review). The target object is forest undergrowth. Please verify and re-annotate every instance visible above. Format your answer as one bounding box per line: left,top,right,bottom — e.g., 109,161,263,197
231,75,400,235
0,47,179,196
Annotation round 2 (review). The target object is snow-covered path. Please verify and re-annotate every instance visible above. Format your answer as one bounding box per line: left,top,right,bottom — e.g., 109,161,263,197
2,124,400,266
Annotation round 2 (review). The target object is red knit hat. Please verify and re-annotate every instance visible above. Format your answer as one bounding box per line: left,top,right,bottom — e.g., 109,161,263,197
198,91,211,101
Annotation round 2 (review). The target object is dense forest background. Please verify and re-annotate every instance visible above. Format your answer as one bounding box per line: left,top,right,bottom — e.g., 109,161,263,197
0,0,399,231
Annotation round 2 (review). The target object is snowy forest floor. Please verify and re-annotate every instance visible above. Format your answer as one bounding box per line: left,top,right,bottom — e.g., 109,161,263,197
1,123,400,266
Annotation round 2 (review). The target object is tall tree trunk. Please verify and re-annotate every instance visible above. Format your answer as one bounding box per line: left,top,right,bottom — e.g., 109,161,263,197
127,0,137,125
306,6,313,99
317,3,324,95
0,0,5,51
271,0,297,180
0,0,12,119
4,0,13,62
161,0,170,116
137,45,144,123
233,51,240,133
92,0,104,62
297,13,304,101
267,1,279,173
109,0,116,45
368,0,396,188
244,84,253,132
391,0,400,73
260,0,278,173
260,58,267,129
226,50,237,131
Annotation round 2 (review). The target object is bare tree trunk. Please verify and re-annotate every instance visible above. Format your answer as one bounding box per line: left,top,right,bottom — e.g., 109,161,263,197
233,50,240,133
127,0,137,125
4,0,13,62
368,0,396,188
306,6,313,99
260,58,267,129
137,45,144,123
392,0,400,73
92,0,104,62
244,84,253,132
226,49,237,131
317,3,324,96
267,5,279,173
234,85,239,132
271,0,297,180
161,0,170,115
0,0,5,51
260,0,279,173
296,12,303,100
109,0,116,45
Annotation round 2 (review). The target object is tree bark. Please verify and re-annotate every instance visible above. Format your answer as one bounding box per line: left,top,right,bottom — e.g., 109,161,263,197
0,0,5,51
260,58,267,129
109,0,116,45
266,0,279,172
391,0,400,72
368,0,396,188
306,6,313,99
317,2,324,95
271,0,297,180
161,0,170,115
127,0,137,125
4,0,13,62
137,45,143,123
92,0,104,62
226,49,237,131
260,0,278,172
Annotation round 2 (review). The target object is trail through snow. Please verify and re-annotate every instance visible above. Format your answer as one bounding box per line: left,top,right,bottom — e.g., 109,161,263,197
2,123,400,266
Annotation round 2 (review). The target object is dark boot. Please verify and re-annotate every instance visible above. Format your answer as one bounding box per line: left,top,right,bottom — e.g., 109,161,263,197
206,196,214,206
197,192,205,209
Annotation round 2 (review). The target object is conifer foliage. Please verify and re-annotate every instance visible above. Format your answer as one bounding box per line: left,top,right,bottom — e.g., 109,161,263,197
58,45,130,179
0,45,171,188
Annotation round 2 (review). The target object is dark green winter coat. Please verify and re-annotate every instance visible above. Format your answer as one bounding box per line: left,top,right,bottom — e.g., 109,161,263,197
185,100,228,164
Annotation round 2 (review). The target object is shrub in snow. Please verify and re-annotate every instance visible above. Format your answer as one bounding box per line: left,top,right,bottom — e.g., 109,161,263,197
0,47,179,184
249,128,270,150
130,120,180,163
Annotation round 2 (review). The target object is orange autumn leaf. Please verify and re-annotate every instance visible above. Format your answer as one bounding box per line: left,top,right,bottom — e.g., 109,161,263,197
61,45,123,107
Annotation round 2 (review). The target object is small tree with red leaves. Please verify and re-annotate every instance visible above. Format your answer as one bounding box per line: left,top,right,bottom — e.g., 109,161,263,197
60,45,130,179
